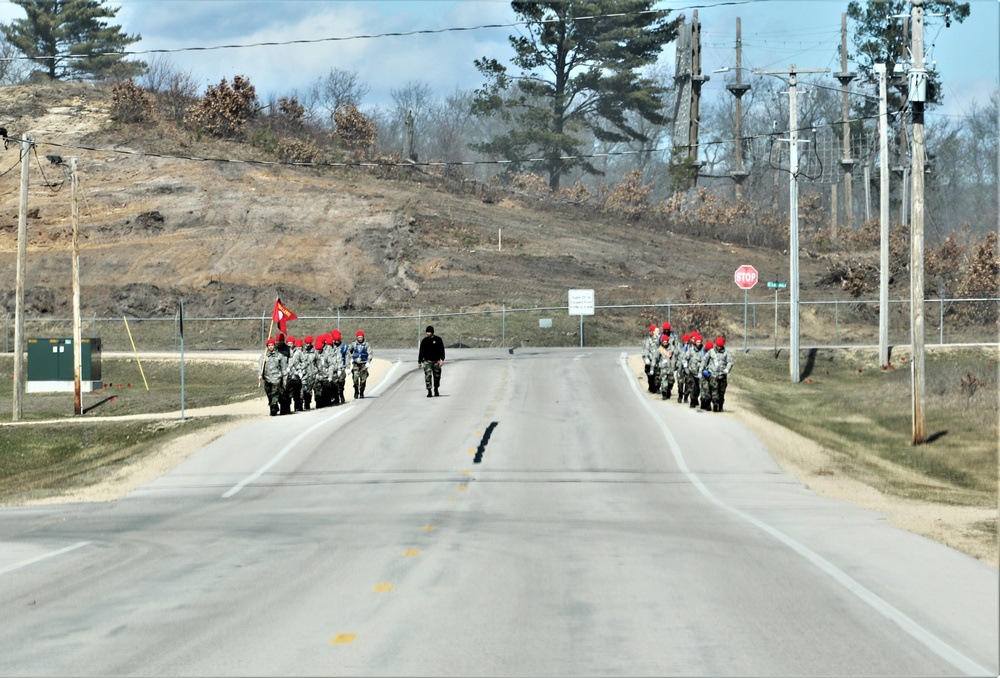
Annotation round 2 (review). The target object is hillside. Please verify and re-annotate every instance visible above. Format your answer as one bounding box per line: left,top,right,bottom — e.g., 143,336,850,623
0,81,833,329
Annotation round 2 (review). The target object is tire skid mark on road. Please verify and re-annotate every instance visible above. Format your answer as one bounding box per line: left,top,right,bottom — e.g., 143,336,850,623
619,352,992,678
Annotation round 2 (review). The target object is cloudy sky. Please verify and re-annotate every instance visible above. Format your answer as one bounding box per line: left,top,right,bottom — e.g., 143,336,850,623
1,0,997,121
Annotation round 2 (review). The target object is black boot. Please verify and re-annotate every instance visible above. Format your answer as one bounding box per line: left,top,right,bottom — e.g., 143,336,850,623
427,388,433,398
661,392,668,400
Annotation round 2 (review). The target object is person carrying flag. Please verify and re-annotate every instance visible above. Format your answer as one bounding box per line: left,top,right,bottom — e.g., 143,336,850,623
258,338,287,417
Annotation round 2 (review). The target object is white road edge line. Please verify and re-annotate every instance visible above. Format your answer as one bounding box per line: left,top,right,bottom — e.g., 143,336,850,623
0,541,91,577
223,361,404,499
618,352,990,677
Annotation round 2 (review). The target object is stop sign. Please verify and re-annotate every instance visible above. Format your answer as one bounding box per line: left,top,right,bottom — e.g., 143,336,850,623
734,264,759,290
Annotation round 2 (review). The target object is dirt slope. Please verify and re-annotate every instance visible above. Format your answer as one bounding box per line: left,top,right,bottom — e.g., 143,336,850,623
0,81,834,323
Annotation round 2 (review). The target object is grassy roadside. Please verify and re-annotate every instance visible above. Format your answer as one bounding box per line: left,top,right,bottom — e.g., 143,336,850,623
734,346,998,508
0,355,257,504
0,417,225,504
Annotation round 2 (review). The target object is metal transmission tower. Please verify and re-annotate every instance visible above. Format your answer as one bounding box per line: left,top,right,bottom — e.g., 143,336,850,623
671,11,709,188
724,18,751,199
835,12,857,242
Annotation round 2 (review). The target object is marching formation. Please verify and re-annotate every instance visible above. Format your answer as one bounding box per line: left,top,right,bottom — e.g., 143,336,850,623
258,330,374,416
641,322,734,412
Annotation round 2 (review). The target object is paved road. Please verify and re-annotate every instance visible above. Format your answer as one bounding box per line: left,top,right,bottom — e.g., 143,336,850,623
1,348,996,676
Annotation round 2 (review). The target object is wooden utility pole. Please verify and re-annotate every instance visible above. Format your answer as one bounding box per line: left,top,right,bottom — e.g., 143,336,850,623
727,17,751,199
909,0,927,444
876,64,891,369
71,158,82,415
12,134,31,422
835,12,857,241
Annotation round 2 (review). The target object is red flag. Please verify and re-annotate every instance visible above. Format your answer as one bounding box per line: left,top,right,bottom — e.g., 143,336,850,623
272,297,297,335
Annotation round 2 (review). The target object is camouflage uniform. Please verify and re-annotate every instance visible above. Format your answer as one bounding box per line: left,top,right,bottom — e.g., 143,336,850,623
686,339,706,410
704,341,735,412
275,336,293,414
260,344,287,417
329,334,350,405
349,332,372,398
314,337,332,408
298,339,319,410
697,342,714,411
659,327,680,392
287,341,312,412
676,336,691,403
418,326,445,397
654,336,678,399
641,326,661,393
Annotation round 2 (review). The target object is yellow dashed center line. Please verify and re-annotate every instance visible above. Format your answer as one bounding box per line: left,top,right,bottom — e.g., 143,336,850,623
373,583,394,592
403,549,420,556
331,633,356,645
423,525,436,532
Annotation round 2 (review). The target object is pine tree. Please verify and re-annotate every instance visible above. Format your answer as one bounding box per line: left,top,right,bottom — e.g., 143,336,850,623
471,0,680,191
1,0,142,81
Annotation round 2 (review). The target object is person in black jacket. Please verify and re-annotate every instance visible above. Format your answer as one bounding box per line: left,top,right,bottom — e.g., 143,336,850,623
418,325,446,397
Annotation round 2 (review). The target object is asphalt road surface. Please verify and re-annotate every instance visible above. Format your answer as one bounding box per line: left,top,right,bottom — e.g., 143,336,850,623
1,348,996,677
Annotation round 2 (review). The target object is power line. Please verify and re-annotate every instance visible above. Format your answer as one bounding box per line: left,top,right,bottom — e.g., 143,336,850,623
0,0,763,63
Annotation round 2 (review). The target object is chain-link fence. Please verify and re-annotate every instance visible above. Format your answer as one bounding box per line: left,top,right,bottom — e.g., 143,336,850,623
3,297,997,353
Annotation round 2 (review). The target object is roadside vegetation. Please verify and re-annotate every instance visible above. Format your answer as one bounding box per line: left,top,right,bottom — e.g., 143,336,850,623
0,356,254,504
736,346,998,508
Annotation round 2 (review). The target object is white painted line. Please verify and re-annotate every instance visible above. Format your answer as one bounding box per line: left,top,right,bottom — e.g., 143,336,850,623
223,361,403,499
618,352,991,677
0,541,90,577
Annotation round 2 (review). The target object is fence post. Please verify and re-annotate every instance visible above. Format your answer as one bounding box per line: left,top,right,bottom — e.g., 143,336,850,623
502,304,506,348
939,295,944,345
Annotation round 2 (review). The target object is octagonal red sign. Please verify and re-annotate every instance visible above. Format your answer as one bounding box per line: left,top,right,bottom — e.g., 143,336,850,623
734,264,758,290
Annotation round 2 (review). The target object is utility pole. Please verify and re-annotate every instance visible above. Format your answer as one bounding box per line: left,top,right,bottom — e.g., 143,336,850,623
672,11,708,188
835,12,857,241
689,10,707,188
404,109,416,162
755,65,828,383
12,134,31,422
726,17,750,199
876,64,891,369
70,158,82,415
909,0,927,444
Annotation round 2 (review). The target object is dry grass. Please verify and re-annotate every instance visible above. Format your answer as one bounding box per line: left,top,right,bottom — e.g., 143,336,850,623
737,346,999,507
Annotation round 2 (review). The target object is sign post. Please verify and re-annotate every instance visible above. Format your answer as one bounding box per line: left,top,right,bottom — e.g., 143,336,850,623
734,265,758,353
568,289,595,348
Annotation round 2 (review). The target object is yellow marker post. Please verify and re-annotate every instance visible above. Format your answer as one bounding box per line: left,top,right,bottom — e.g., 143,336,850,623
122,316,150,391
